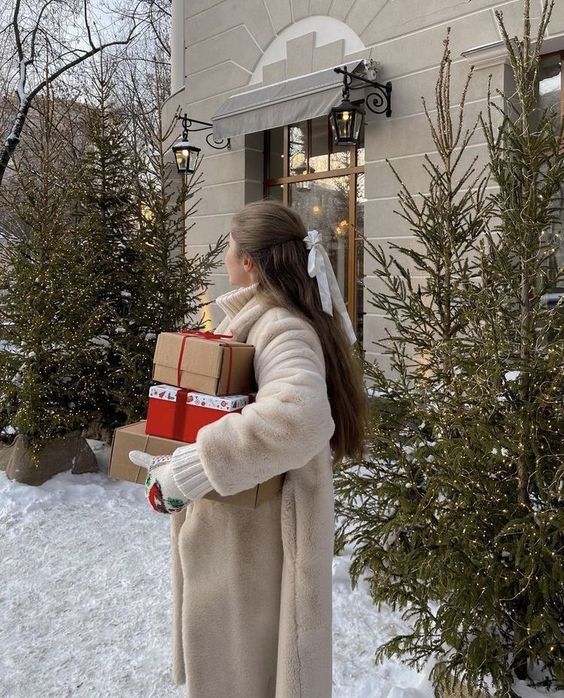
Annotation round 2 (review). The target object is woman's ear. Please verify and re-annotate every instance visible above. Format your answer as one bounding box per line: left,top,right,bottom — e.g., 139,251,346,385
242,254,255,273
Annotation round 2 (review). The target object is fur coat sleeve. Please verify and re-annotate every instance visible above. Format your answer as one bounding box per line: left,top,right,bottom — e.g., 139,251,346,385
193,308,335,497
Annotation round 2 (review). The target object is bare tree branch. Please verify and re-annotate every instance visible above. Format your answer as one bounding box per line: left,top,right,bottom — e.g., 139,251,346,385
83,0,96,51
0,0,144,186
12,0,24,62
28,0,57,63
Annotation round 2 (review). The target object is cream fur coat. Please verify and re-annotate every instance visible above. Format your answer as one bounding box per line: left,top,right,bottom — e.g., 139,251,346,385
170,282,336,697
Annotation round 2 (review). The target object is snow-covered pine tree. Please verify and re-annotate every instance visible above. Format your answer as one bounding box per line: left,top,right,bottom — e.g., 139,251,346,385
0,81,107,453
335,2,563,695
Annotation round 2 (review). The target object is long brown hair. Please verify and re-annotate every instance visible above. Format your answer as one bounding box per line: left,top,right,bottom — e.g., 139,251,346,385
231,200,368,463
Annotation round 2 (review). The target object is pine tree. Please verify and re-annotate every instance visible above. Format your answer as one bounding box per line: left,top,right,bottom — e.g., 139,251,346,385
0,82,107,453
77,55,226,434
335,2,563,695
0,49,225,450
74,58,143,436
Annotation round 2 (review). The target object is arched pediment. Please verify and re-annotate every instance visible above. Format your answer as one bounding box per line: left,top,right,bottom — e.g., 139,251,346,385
250,16,366,85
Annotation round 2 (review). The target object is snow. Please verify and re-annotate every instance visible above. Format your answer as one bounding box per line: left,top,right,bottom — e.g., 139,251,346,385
0,340,20,354
505,371,520,382
0,446,562,698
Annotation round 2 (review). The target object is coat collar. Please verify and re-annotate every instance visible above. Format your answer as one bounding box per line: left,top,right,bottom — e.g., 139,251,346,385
215,282,259,319
215,282,265,341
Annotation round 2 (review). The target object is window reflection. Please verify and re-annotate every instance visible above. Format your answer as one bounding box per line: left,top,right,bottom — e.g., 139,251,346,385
538,56,561,118
538,57,564,292
267,127,284,179
289,123,307,176
544,183,564,292
290,176,350,311
329,145,352,170
266,185,284,202
310,118,329,173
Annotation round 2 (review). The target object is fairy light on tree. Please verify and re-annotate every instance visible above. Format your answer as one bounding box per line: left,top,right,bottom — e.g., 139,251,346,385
334,2,564,694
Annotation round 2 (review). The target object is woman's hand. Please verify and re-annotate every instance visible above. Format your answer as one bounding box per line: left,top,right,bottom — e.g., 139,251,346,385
128,450,190,515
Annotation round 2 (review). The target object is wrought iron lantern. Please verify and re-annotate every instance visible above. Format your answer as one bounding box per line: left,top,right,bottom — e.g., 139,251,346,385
171,113,230,175
329,96,364,146
330,63,392,147
172,137,200,175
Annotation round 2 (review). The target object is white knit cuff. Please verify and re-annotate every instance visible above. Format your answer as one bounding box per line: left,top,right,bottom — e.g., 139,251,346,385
170,443,214,500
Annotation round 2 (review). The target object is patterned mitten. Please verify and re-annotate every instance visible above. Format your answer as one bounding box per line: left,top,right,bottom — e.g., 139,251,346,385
128,451,189,514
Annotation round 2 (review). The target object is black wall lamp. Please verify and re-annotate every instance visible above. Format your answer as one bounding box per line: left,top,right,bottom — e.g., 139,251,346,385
171,113,230,175
330,63,392,146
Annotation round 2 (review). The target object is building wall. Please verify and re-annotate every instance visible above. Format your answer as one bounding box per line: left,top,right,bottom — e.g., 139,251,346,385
165,0,564,363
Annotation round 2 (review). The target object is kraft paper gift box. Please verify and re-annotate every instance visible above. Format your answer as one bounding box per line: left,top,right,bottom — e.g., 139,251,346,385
145,384,249,442
152,330,256,396
108,421,284,509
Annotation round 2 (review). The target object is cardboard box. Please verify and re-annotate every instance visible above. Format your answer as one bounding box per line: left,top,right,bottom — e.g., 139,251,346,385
109,421,284,509
146,385,249,442
152,331,256,395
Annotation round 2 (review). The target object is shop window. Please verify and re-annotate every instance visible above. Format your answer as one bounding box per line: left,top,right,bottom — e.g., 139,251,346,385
264,116,365,343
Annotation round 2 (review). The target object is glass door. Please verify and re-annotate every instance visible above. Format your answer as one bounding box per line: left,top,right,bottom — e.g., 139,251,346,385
264,115,365,341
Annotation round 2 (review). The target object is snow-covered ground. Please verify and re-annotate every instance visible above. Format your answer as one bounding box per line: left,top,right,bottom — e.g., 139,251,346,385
0,443,561,698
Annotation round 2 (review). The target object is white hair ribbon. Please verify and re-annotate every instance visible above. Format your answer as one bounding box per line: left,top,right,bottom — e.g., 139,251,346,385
304,230,357,346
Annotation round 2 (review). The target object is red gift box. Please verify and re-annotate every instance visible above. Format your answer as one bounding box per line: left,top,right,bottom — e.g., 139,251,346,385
146,384,249,442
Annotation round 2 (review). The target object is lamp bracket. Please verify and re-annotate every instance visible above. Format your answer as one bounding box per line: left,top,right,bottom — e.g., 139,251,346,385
177,112,231,151
334,66,392,118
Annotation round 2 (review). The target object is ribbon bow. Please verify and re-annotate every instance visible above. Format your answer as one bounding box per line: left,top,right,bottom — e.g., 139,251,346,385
304,230,357,346
178,329,233,340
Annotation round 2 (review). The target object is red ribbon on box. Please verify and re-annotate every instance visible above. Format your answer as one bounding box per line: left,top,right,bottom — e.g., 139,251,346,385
173,387,189,438
176,329,235,393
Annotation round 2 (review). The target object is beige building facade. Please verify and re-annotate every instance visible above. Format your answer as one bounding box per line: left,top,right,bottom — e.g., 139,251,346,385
164,0,564,368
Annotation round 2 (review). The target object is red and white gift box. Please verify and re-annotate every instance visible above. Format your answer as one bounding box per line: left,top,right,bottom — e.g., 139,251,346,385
145,384,249,442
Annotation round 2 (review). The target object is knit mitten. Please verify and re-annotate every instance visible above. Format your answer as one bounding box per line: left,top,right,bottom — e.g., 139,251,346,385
128,446,214,515
128,451,189,514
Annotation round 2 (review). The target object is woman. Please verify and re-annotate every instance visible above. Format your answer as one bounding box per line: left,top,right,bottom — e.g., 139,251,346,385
129,200,368,697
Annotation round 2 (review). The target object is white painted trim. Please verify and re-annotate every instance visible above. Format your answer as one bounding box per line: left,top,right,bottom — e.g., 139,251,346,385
364,144,488,167
261,0,277,37
540,34,564,55
200,148,245,160
187,0,227,22
462,33,564,67
200,179,247,189
364,184,500,204
461,39,509,69
187,60,252,79
186,22,264,54
171,0,185,93
190,212,234,219
363,0,517,50
388,56,469,82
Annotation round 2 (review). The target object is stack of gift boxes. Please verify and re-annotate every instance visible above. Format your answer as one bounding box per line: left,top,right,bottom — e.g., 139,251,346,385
108,330,284,508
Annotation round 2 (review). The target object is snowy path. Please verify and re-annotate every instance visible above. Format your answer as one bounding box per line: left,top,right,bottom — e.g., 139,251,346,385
0,453,558,698
0,453,430,698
